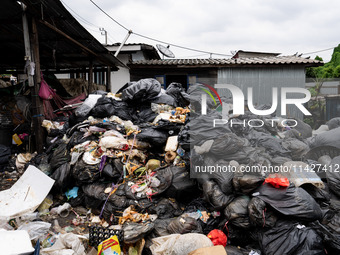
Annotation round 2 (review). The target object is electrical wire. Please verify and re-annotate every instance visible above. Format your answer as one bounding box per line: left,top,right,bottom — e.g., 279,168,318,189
61,1,117,44
89,0,232,57
61,0,99,29
89,0,130,31
301,47,335,55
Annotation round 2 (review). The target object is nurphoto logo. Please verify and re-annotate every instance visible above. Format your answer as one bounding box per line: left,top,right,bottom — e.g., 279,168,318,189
200,84,312,128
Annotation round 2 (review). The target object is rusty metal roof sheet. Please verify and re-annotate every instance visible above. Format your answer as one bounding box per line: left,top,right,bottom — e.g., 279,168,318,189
0,0,124,71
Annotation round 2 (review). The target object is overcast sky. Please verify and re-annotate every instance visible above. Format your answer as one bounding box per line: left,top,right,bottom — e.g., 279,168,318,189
62,0,340,62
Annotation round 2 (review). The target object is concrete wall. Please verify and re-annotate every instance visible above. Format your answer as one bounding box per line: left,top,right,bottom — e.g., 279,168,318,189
110,55,130,93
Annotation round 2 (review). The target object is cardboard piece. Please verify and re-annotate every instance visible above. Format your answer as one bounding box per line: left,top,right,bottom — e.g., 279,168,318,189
188,245,227,255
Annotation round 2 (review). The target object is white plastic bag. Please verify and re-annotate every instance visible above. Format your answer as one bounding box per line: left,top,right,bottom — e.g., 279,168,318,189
150,233,213,255
41,233,86,255
75,94,102,117
18,221,51,241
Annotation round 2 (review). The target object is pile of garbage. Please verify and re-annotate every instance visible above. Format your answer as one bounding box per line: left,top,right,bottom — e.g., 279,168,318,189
1,78,340,255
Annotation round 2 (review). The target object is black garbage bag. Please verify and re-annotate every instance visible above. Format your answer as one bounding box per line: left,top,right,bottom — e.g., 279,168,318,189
254,183,323,221
310,127,340,149
322,210,340,234
68,189,85,207
311,221,340,254
90,97,136,121
124,222,155,244
50,163,72,192
152,198,182,219
67,131,98,150
288,118,313,139
122,79,161,103
167,216,203,234
165,82,190,107
210,133,247,156
187,83,218,113
153,120,183,134
50,142,70,172
326,156,340,196
247,129,290,157
165,166,198,203
259,221,325,255
283,128,305,140
82,183,108,209
248,197,277,228
183,113,231,146
102,202,124,225
153,166,174,194
82,183,108,201
150,93,175,106
270,156,292,166
183,198,222,235
135,127,168,147
89,96,115,117
136,107,158,124
225,245,262,255
149,219,172,238
202,180,234,210
72,160,101,185
282,138,309,160
102,162,121,181
220,222,259,247
327,117,340,130
233,171,265,195
202,157,234,195
224,196,250,228
112,158,124,175
300,183,331,203
108,194,131,209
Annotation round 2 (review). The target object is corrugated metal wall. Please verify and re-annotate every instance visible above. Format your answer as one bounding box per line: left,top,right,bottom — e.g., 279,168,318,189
305,80,340,95
217,66,306,119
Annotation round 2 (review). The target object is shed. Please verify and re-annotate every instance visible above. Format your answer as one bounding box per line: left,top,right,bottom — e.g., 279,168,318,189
0,0,124,152
129,55,323,118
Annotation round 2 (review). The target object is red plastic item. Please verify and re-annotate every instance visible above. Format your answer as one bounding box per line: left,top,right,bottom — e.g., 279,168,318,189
207,229,227,247
264,174,290,188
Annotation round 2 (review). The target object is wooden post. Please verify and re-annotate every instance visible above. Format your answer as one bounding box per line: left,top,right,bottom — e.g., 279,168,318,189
88,59,93,93
106,66,111,92
22,3,34,87
31,18,44,153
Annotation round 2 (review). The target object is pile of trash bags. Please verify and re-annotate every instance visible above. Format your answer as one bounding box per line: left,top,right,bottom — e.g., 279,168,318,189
1,78,340,255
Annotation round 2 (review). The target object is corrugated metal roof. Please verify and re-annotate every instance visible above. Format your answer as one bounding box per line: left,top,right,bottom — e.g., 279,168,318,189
130,56,323,67
0,0,124,71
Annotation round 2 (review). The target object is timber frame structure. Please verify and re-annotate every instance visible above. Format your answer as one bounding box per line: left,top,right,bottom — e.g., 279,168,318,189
0,0,124,152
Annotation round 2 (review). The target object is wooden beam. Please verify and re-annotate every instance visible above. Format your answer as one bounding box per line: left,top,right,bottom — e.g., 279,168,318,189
39,20,114,67
31,17,44,153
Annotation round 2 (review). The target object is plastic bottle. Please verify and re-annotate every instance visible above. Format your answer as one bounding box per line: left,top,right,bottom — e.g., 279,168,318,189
19,212,40,222
41,233,57,248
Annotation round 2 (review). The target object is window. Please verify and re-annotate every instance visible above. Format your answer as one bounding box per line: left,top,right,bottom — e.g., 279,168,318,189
188,74,197,85
155,75,166,88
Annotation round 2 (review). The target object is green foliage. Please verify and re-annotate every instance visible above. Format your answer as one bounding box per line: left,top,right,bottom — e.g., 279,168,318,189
315,55,323,61
308,87,317,97
331,52,340,67
322,66,335,78
306,44,340,78
334,65,340,78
